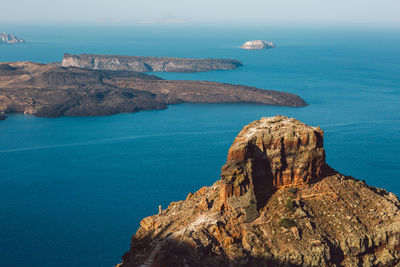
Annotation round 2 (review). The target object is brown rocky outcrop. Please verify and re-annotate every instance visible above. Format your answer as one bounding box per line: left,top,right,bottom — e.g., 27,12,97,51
61,53,243,73
220,116,326,221
118,116,400,267
0,62,306,120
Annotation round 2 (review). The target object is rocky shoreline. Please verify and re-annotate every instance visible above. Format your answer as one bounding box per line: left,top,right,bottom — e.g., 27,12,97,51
118,116,400,267
62,53,243,73
0,62,306,120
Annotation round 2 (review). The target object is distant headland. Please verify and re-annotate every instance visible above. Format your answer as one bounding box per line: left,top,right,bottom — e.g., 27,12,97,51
62,53,243,73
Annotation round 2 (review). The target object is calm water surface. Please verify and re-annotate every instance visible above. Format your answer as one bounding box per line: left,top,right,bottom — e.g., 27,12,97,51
0,25,399,266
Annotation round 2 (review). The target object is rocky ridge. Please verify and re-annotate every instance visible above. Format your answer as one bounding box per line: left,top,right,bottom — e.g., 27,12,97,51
61,53,243,73
119,116,400,267
0,62,306,120
240,40,276,50
0,32,25,44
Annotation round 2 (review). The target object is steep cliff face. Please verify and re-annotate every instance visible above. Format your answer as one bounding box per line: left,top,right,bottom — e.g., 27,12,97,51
220,116,326,222
118,116,400,267
61,53,243,73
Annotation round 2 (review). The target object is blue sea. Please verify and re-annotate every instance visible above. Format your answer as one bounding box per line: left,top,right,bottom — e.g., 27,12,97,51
0,24,399,267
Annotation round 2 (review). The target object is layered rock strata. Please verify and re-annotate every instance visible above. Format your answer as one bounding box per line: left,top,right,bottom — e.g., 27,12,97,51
0,63,306,120
118,116,400,267
61,53,243,73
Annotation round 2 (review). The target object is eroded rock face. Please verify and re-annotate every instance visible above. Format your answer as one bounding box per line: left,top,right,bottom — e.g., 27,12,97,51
118,116,400,267
220,116,326,218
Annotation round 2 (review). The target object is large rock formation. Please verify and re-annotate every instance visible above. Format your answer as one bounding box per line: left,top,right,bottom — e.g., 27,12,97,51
240,40,276,50
118,116,400,267
220,117,326,222
0,32,25,44
0,62,306,120
61,53,243,73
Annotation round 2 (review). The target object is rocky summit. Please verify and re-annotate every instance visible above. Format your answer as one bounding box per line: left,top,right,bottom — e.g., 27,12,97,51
118,116,400,267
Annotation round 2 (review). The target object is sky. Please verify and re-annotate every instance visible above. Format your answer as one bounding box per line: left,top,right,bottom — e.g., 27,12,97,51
2,0,400,26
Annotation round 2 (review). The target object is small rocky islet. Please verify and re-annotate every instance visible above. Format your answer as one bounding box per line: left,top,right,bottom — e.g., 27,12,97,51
118,116,400,267
0,32,25,44
240,40,277,50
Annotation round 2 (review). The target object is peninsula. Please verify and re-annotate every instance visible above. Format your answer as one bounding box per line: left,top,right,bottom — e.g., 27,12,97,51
0,32,25,44
0,62,306,120
61,53,243,73
118,116,400,267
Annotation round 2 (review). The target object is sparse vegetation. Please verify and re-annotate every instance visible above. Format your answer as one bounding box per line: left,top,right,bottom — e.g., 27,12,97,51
288,187,298,194
279,218,296,229
284,198,296,213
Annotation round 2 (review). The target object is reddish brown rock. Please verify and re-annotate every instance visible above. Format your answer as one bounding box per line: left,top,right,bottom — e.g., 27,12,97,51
117,116,400,267
220,116,326,215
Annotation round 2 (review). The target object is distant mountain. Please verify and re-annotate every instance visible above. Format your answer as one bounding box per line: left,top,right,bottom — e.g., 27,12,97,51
139,14,187,24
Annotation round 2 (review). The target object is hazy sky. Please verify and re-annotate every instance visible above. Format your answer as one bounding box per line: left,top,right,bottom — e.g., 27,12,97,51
2,0,400,26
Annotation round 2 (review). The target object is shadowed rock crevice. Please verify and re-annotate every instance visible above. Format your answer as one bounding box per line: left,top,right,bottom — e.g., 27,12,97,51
249,144,275,210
